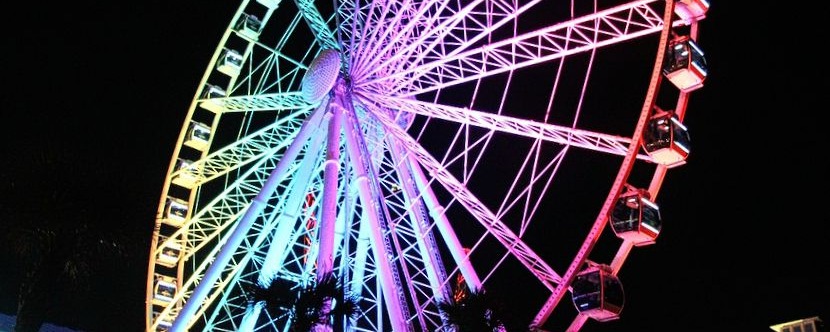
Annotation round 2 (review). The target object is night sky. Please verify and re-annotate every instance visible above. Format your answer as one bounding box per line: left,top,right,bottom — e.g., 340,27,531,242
2,1,826,332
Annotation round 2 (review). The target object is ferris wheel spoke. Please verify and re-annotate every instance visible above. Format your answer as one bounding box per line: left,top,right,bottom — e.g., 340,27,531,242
340,103,413,331
210,122,330,331
202,213,296,331
361,0,665,96
365,0,474,74
334,0,364,57
217,91,311,112
403,152,483,291
156,182,291,332
347,209,383,331
156,107,322,264
347,0,411,77
187,202,298,332
294,0,340,50
381,129,491,313
158,146,297,266
361,92,653,161
355,0,529,84
359,0,524,81
220,44,312,98
178,104,326,259
373,133,453,328
253,119,330,287
344,0,383,75
349,0,442,79
169,107,310,189
169,103,332,332
358,98,564,289
174,169,322,331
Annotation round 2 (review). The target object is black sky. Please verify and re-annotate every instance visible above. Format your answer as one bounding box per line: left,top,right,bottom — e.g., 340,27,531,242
2,1,827,332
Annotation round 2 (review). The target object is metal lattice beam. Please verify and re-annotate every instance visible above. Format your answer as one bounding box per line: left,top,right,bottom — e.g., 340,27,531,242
360,0,664,96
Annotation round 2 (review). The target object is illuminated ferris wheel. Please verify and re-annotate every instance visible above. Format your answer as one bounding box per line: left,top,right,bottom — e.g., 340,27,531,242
144,0,709,331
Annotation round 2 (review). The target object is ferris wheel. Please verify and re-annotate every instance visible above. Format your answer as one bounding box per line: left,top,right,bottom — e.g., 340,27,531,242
144,0,709,331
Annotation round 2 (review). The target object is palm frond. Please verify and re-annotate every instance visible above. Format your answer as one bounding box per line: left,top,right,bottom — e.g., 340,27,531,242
289,272,361,332
244,279,296,316
437,287,508,332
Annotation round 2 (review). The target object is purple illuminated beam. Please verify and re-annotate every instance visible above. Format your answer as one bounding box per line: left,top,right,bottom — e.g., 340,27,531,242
350,0,430,78
357,96,563,290
405,145,483,291
294,0,339,50
351,0,485,80
531,1,678,328
170,103,329,332
360,0,665,96
387,136,453,300
218,92,311,112
360,92,654,162
316,94,343,279
353,0,532,83
349,0,400,74
341,100,412,332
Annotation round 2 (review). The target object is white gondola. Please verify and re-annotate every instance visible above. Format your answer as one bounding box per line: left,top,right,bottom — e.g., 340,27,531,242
675,0,709,23
256,0,278,9
156,237,182,268
171,158,200,189
163,197,189,227
663,36,708,92
610,187,662,246
153,310,174,332
770,317,826,332
183,121,211,151
198,84,226,113
571,265,624,322
152,275,178,306
216,48,243,77
643,109,690,167
235,13,262,40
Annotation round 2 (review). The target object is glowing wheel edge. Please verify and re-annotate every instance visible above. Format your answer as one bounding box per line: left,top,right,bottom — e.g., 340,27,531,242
143,0,707,331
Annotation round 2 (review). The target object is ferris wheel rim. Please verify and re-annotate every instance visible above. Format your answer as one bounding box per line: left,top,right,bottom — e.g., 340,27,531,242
144,0,703,331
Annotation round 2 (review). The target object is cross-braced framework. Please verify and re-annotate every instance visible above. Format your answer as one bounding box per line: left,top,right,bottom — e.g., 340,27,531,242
145,0,708,331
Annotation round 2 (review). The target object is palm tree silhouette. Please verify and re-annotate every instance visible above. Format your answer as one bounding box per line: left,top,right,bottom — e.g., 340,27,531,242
1,148,133,332
247,272,360,332
436,287,506,332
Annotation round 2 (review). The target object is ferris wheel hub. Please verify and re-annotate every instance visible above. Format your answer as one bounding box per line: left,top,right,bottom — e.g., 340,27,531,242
301,49,342,104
